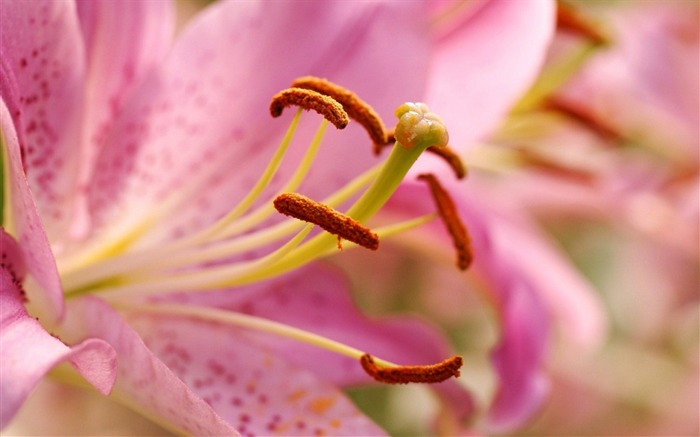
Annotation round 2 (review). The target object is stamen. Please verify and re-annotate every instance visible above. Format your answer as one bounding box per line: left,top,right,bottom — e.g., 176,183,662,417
360,353,463,384
61,166,382,294
291,76,389,146
69,102,453,298
109,301,398,368
417,173,473,270
270,88,349,129
110,302,460,387
273,193,379,251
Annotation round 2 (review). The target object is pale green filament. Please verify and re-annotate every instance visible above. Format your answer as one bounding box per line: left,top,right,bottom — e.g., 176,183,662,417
60,108,306,274
66,224,314,298
61,163,380,293
62,108,335,291
89,141,443,297
109,301,397,368
91,211,437,298
171,108,307,246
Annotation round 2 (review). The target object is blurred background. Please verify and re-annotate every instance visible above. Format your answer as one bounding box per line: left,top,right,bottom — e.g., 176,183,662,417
336,0,699,435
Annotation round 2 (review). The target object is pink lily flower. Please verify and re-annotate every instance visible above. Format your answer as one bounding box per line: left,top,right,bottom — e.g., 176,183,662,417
1,0,561,434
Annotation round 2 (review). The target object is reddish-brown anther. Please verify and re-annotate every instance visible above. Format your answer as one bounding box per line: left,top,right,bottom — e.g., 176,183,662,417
270,88,349,129
273,193,379,250
291,76,389,146
360,354,463,384
418,173,473,270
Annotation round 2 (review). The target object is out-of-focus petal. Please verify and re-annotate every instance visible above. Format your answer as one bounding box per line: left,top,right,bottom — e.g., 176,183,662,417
122,305,388,436
425,0,555,150
60,297,239,436
469,186,608,352
385,179,603,429
483,282,550,432
1,99,64,323
0,0,86,240
86,0,431,244
0,229,116,429
391,179,606,353
429,184,552,432
68,0,175,240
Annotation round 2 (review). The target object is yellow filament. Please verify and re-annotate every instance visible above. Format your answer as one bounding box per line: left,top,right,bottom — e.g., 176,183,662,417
61,164,380,293
109,301,397,368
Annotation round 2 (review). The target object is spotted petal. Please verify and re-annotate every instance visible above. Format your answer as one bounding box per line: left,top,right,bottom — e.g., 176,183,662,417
0,0,86,241
123,306,388,436
162,264,475,420
60,297,239,436
85,0,432,244
66,0,175,240
1,99,64,323
0,229,117,429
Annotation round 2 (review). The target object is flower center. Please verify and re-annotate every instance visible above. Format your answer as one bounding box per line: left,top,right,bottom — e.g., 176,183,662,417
55,76,469,384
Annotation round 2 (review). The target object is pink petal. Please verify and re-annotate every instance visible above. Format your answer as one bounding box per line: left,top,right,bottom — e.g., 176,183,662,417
122,306,388,436
425,0,555,150
391,179,606,353
60,297,238,436
382,181,564,431
447,185,602,430
466,177,608,352
436,197,553,432
86,0,432,243
0,230,116,429
484,282,550,432
0,0,86,241
69,0,174,239
0,99,64,323
162,264,475,420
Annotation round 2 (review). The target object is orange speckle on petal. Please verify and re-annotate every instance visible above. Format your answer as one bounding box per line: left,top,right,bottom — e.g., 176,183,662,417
329,419,342,429
309,397,335,415
287,389,307,403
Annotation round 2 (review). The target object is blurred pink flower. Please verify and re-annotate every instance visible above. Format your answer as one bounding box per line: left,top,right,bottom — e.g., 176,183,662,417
468,1,698,434
0,0,568,434
502,0,699,254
